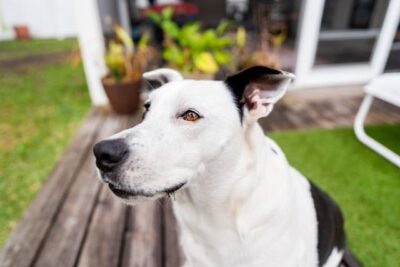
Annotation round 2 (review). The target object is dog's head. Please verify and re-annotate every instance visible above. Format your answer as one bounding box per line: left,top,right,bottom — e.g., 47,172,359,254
93,66,294,204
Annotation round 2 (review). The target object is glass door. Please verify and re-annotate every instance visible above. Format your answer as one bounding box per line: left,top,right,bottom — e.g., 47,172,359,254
294,0,400,88
314,0,388,66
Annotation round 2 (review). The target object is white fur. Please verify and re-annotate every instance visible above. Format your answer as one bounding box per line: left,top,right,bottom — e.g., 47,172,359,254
173,124,319,267
98,69,342,267
143,68,183,83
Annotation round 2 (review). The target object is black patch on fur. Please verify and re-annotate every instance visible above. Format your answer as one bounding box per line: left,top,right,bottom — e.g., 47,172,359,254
309,180,346,266
145,79,162,90
159,74,168,84
342,247,363,267
224,66,282,121
144,75,168,90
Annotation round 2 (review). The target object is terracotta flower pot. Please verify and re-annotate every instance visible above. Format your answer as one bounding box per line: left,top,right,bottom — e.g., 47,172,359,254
13,25,31,40
102,78,142,114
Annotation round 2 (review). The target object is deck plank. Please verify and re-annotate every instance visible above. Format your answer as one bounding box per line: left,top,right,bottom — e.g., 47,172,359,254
0,109,105,267
32,151,101,267
32,114,128,267
76,186,127,267
120,202,163,267
76,115,136,267
163,199,185,267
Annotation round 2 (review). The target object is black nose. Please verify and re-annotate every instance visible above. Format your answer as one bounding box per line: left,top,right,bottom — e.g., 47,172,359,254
93,139,129,172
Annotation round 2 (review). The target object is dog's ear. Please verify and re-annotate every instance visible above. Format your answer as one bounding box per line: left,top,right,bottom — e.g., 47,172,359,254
225,66,294,122
143,68,184,89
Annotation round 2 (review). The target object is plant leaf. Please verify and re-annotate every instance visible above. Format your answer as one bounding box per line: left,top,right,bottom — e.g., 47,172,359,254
162,44,185,67
162,20,180,39
213,50,232,64
114,25,134,52
236,26,246,48
138,32,150,49
216,20,231,34
147,11,161,23
161,6,173,20
193,52,218,73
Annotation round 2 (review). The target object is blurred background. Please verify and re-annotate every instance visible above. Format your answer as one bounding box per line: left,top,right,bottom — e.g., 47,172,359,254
0,1,399,267
2,0,400,99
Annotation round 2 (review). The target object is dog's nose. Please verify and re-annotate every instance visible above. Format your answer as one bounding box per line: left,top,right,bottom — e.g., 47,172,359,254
93,139,129,172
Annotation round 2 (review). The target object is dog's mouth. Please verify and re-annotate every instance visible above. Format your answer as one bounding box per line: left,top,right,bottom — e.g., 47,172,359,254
108,182,186,199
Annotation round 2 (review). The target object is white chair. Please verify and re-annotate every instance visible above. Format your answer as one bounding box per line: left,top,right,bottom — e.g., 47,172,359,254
354,73,400,168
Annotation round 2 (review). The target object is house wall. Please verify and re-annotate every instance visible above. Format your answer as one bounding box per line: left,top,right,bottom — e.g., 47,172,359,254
0,0,77,40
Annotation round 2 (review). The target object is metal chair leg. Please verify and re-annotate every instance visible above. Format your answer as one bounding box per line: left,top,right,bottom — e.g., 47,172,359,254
354,94,400,168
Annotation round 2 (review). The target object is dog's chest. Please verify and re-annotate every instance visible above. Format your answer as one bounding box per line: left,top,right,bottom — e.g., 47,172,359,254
174,210,315,267
173,203,249,266
172,173,319,267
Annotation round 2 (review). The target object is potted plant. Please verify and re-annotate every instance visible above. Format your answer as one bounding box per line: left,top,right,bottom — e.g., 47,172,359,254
102,25,153,114
13,25,30,40
148,7,235,79
236,23,286,70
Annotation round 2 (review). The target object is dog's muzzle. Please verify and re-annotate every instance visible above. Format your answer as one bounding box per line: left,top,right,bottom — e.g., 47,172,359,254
93,139,129,173
93,138,187,200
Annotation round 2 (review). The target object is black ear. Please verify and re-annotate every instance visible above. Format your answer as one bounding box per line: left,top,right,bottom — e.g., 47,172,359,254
224,66,294,121
143,68,184,90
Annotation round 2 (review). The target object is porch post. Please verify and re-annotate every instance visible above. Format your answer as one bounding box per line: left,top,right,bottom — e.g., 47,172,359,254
293,0,325,88
73,0,108,105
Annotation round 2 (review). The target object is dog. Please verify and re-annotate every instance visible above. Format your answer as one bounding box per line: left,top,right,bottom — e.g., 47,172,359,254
93,66,346,267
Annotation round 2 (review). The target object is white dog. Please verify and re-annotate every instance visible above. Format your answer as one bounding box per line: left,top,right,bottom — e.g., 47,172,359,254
93,66,347,267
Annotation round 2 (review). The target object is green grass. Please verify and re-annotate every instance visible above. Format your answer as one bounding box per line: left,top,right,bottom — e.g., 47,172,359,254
0,38,77,61
270,124,400,267
0,39,90,246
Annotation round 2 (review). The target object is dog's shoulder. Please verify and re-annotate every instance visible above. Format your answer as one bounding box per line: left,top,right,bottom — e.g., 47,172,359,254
308,180,346,266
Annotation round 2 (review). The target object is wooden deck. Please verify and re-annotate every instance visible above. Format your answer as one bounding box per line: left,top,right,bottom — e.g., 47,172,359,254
0,88,399,267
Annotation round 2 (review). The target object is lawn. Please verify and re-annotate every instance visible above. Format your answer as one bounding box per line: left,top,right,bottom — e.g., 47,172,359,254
0,39,77,61
270,124,400,267
0,39,90,246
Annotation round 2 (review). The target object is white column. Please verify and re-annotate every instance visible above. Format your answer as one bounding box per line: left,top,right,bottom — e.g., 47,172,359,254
73,0,109,105
293,0,325,87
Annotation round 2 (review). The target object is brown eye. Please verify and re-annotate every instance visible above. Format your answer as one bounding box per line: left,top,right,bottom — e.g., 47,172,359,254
182,110,200,122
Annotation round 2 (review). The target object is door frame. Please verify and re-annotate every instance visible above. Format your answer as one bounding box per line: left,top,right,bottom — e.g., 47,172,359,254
293,0,400,88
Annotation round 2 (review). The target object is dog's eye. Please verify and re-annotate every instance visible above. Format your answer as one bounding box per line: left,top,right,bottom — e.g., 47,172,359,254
181,110,200,122
144,101,151,111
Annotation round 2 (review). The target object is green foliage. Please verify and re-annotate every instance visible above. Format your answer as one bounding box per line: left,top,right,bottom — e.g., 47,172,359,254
104,41,125,80
148,7,234,73
0,39,90,246
270,124,400,267
104,25,150,81
138,31,150,50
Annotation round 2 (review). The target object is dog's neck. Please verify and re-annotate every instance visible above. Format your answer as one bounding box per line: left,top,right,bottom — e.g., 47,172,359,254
174,121,292,227
171,121,317,266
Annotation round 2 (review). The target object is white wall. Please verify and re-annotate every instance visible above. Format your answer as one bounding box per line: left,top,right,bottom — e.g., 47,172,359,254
0,0,77,40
